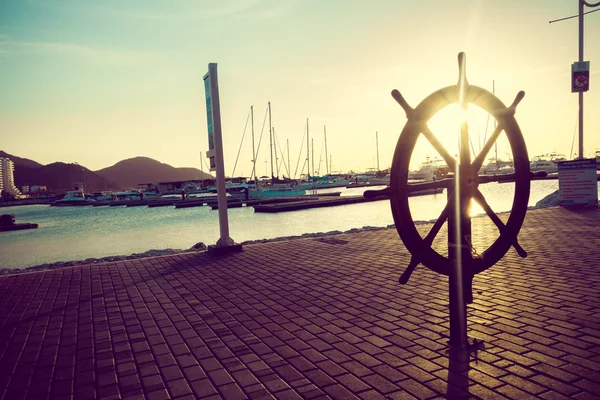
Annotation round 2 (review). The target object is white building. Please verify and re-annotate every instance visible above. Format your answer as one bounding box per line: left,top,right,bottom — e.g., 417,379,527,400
0,157,23,198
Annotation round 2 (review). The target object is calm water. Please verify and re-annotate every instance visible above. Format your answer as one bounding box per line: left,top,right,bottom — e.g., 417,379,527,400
1,181,561,269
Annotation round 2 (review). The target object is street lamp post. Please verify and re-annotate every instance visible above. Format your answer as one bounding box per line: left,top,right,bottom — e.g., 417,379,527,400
82,167,87,193
578,1,584,159
577,1,600,159
550,1,600,159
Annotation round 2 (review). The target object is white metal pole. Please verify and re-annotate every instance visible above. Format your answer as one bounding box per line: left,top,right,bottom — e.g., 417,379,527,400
206,63,234,247
376,131,380,171
324,126,329,175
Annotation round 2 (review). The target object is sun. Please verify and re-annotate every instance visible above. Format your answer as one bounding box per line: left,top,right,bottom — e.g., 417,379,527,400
411,103,498,170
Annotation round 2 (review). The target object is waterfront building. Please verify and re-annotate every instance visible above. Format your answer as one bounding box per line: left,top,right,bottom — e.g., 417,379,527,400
30,185,47,193
0,157,22,198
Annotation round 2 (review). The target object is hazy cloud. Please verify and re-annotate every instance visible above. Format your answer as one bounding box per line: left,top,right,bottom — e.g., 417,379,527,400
112,0,267,21
233,0,296,20
0,37,154,65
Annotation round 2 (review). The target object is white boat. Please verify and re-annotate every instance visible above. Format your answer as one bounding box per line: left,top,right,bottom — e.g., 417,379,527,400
111,190,143,200
367,176,390,185
408,157,449,181
139,189,161,199
251,187,306,199
481,158,515,175
530,159,558,174
88,191,113,201
409,165,437,181
295,175,349,190
496,165,515,175
137,184,161,199
53,190,94,206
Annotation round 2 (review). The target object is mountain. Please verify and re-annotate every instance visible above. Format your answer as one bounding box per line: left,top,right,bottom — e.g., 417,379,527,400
13,162,118,192
0,150,43,169
2,151,212,192
95,157,213,189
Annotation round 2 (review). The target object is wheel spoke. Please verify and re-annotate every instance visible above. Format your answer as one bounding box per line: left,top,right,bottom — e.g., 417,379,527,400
399,192,454,284
459,117,471,166
472,123,504,172
424,191,453,245
421,125,457,172
473,189,527,258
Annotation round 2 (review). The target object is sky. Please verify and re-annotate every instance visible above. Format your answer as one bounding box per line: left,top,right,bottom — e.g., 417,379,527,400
1,0,599,178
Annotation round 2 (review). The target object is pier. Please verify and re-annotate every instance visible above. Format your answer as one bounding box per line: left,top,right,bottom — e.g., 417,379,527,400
1,206,597,399
253,189,443,213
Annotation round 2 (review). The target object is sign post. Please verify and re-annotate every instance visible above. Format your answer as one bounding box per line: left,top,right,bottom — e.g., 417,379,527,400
203,63,242,255
558,158,598,207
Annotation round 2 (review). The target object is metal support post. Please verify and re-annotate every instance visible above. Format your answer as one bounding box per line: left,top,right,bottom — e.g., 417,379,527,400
203,63,242,255
578,0,584,159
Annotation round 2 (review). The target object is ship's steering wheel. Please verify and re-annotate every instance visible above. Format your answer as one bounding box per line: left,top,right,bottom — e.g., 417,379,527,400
366,53,538,301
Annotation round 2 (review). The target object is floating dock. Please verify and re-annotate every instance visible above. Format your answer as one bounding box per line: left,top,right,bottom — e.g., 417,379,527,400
0,222,38,232
254,188,443,213
208,192,342,210
209,196,321,210
345,182,389,188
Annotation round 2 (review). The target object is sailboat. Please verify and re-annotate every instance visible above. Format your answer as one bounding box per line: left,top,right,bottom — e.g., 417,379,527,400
235,102,306,200
294,124,349,190
368,131,390,185
478,81,515,176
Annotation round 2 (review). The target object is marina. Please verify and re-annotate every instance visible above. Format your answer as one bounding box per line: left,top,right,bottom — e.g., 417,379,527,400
0,180,569,270
1,2,600,399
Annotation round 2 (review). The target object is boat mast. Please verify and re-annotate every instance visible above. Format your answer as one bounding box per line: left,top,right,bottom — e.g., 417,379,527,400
306,118,310,178
268,101,274,179
311,138,315,177
324,126,329,175
273,127,279,177
376,131,380,171
199,151,203,188
251,105,256,182
287,139,290,179
493,81,498,168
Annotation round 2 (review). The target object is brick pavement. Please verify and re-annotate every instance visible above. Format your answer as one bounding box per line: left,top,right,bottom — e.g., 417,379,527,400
0,206,599,399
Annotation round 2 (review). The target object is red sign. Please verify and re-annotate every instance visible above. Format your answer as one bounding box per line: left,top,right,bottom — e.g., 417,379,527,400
572,61,590,93
572,71,589,92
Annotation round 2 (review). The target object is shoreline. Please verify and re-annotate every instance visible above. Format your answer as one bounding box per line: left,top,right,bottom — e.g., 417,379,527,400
0,223,400,276
0,191,563,276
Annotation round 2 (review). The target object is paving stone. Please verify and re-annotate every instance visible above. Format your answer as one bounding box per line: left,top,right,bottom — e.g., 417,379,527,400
0,208,598,400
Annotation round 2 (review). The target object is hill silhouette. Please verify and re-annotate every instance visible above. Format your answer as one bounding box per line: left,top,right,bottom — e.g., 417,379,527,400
15,162,118,192
0,150,43,169
94,157,213,189
2,150,117,192
2,151,212,192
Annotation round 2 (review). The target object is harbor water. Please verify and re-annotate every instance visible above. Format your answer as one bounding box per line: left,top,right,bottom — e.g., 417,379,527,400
0,180,565,269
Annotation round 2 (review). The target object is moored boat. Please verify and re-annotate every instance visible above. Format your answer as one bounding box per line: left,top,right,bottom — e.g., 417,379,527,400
530,159,558,174
52,190,94,206
0,214,38,232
